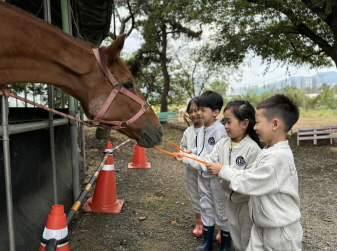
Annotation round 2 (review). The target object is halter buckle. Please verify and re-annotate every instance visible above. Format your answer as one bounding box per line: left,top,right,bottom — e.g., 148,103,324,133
120,121,128,129
143,101,150,111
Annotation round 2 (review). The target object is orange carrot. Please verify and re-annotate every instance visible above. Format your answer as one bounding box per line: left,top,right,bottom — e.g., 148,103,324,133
154,145,209,165
168,141,189,153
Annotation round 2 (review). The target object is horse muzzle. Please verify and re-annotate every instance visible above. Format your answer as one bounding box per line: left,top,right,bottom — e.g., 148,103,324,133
137,125,163,148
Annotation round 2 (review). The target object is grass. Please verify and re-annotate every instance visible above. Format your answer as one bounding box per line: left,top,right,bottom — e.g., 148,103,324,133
292,109,337,132
300,109,337,118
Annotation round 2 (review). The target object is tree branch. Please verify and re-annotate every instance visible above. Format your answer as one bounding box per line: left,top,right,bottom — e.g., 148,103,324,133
169,21,202,38
250,0,336,61
289,41,299,55
300,0,330,25
125,0,136,37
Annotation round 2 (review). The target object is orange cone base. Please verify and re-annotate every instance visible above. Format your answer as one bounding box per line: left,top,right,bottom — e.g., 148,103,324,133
83,197,124,214
128,162,151,169
39,244,69,251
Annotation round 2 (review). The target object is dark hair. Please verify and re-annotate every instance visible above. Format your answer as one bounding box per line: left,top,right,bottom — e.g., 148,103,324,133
257,94,299,133
196,91,223,111
186,97,198,112
225,100,263,148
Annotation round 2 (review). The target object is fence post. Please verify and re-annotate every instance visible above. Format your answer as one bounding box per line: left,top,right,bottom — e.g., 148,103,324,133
2,95,16,251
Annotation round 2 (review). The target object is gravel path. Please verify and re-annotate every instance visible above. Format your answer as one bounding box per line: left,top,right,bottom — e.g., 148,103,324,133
69,124,337,251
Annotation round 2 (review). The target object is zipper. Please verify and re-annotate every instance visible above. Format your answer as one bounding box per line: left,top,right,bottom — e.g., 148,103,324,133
229,191,234,202
197,131,206,156
252,208,255,224
229,146,232,165
229,146,234,202
198,131,206,176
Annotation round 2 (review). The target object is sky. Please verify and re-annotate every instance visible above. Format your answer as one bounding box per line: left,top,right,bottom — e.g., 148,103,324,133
120,27,337,91
230,58,336,88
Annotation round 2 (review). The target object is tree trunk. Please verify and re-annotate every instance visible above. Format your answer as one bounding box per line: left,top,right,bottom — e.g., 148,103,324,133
95,127,111,139
331,6,337,66
160,24,170,112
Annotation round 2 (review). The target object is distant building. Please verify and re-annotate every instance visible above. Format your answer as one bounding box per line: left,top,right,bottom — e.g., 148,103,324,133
231,71,337,96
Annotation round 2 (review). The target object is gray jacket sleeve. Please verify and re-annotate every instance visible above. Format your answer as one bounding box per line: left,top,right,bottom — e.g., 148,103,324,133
181,140,222,171
180,130,188,151
220,154,281,196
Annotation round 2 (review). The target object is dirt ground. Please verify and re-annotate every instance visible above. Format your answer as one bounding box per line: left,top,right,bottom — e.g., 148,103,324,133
69,123,337,251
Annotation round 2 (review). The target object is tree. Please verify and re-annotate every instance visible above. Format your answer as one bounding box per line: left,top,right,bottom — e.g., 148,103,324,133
208,80,229,97
205,0,337,69
133,0,203,112
315,83,337,109
170,45,230,99
280,86,307,108
109,0,142,40
231,86,307,108
126,45,188,108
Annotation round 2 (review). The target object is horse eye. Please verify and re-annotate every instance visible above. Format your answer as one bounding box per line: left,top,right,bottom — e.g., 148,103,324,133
122,82,133,89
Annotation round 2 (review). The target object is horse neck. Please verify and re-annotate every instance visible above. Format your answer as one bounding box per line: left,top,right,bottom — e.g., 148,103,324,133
0,3,97,100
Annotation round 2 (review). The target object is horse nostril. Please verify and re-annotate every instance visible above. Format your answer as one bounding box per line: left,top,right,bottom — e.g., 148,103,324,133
158,126,163,137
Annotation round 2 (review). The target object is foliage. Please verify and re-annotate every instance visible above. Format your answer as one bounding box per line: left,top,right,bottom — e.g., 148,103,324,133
126,50,187,107
204,0,337,69
127,0,207,112
9,83,68,108
230,84,337,111
109,0,142,39
308,84,337,109
170,45,230,99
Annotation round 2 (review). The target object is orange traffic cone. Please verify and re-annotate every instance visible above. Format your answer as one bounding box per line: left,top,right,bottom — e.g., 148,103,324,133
128,144,151,169
83,141,124,213
39,205,69,251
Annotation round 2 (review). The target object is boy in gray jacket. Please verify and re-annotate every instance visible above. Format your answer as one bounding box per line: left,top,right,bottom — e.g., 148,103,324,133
209,94,302,250
189,91,228,251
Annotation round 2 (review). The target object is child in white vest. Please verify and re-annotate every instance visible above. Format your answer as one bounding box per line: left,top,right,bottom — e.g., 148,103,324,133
177,91,229,251
180,97,203,237
208,94,303,251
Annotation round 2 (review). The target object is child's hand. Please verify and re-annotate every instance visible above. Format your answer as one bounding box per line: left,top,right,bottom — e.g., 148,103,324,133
206,163,223,175
173,152,184,162
185,149,192,154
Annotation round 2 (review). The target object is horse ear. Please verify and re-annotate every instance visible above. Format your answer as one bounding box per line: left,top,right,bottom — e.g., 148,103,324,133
106,34,127,60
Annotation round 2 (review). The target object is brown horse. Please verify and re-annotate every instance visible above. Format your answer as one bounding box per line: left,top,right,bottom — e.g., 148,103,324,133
0,2,162,148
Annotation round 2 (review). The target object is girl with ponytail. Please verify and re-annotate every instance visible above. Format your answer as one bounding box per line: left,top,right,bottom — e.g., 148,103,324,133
174,100,262,251
224,100,263,149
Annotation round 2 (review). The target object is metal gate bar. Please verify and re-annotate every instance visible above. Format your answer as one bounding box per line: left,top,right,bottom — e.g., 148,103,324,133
2,96,15,251
0,118,68,136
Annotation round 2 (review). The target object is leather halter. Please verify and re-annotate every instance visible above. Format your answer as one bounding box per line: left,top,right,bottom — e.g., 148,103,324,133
85,48,150,130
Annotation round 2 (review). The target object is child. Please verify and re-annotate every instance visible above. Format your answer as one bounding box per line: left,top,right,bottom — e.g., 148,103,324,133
208,94,303,250
183,91,228,251
176,100,262,251
180,98,204,237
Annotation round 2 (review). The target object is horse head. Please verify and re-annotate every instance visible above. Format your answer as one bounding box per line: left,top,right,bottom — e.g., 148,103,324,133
82,34,162,148
0,2,162,148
